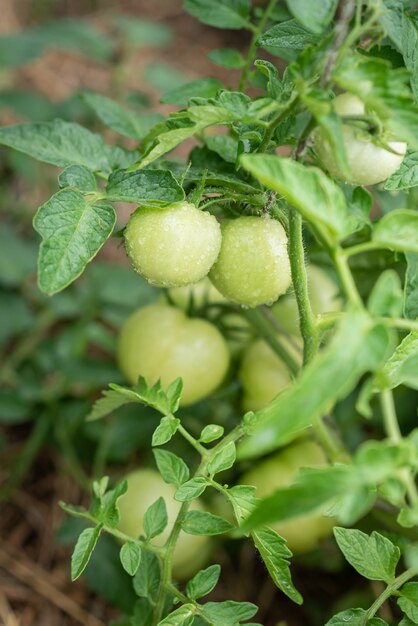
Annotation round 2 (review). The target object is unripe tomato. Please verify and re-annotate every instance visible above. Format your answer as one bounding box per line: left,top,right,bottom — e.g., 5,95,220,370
117,469,209,579
239,336,301,412
240,440,334,553
124,202,222,288
209,216,291,308
168,279,253,356
314,93,407,186
117,303,230,405
272,265,342,337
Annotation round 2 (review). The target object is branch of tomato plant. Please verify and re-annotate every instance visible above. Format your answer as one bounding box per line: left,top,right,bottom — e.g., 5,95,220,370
380,388,418,509
152,423,245,624
366,566,418,622
238,0,278,93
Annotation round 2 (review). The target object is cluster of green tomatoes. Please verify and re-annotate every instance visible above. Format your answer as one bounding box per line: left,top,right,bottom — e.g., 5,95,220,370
114,91,407,579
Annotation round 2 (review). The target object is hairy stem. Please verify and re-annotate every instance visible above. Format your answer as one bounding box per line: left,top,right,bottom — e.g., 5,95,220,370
239,0,278,92
288,209,318,364
366,567,417,621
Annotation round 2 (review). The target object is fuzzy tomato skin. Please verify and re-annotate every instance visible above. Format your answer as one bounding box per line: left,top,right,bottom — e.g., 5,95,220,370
314,93,407,186
117,303,230,405
124,202,222,288
117,469,209,579
209,216,291,307
240,441,334,553
239,337,301,412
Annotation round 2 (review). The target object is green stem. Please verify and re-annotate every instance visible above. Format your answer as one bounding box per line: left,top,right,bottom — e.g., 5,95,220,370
243,308,300,376
151,424,244,625
178,423,208,457
382,317,418,334
238,0,278,92
366,567,417,622
258,98,298,153
380,388,418,508
333,248,364,309
288,209,318,364
343,241,381,257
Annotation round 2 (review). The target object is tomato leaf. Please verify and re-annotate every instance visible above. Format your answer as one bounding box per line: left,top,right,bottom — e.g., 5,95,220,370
161,78,223,105
33,188,116,295
106,169,185,204
285,0,338,35
158,604,195,626
258,20,320,54
200,600,258,624
199,424,224,443
0,119,117,172
153,449,190,486
333,528,400,583
381,331,418,391
185,564,221,600
184,0,251,30
175,477,208,502
373,209,418,253
208,48,244,69
367,270,403,317
143,497,168,539
71,525,103,580
83,92,163,139
252,527,303,605
133,551,160,599
384,152,418,190
152,415,181,447
238,314,393,459
335,57,418,149
398,582,418,623
207,442,236,476
325,609,388,626
87,378,183,422
240,154,352,246
120,541,142,576
58,164,97,192
182,511,234,535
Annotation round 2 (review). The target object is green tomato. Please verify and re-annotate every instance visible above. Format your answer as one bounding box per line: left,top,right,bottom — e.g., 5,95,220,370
117,303,230,405
117,469,209,579
272,265,342,337
314,93,407,186
209,216,291,308
239,336,301,412
240,440,334,553
124,202,222,288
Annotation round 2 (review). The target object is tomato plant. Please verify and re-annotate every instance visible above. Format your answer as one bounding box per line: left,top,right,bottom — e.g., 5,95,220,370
2,0,418,625
124,202,222,288
117,468,210,579
117,303,230,405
